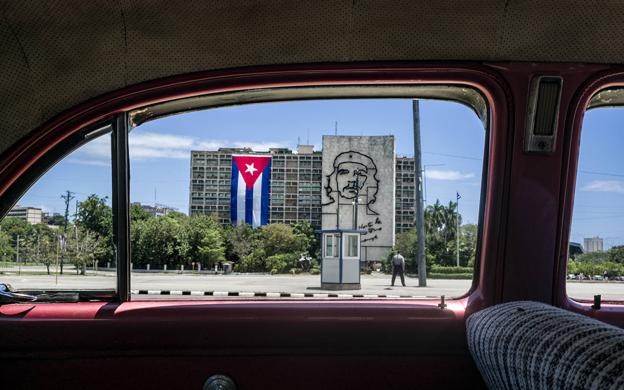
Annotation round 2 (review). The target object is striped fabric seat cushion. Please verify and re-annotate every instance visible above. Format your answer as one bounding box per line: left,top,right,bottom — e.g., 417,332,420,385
466,301,624,389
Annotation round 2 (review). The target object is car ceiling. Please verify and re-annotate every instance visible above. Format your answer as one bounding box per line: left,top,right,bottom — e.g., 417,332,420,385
1,1,624,157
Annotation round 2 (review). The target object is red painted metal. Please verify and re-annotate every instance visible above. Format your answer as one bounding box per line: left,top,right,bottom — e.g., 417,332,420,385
554,68,624,326
0,62,513,311
3,62,624,389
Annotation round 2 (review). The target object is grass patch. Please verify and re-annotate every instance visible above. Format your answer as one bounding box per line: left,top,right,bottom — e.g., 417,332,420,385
430,265,473,274
428,273,473,280
0,261,41,267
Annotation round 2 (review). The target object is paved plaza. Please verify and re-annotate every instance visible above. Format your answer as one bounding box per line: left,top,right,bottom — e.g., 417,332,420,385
1,266,622,300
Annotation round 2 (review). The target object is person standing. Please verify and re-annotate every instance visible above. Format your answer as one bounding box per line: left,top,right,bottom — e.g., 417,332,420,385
391,251,406,287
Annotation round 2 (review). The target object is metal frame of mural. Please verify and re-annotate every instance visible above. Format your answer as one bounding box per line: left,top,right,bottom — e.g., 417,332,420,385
323,151,379,215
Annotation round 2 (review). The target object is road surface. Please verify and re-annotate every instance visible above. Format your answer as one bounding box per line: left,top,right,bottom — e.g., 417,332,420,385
1,267,622,300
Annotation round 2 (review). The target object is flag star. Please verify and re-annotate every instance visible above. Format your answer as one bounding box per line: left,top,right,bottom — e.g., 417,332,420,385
245,163,258,175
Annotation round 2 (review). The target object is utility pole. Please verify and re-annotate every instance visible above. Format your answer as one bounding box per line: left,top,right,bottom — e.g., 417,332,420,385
456,192,461,267
413,100,427,287
16,234,20,276
60,190,75,274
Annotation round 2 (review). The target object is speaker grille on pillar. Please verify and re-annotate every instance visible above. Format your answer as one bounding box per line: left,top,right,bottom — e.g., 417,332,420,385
525,76,562,153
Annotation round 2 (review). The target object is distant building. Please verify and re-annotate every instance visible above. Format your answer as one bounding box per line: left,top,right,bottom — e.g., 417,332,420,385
7,205,43,224
132,202,177,217
189,138,422,243
584,236,604,253
569,242,584,259
189,145,323,228
395,157,416,233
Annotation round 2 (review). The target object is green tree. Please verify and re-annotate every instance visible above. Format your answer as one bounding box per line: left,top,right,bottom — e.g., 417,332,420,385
424,200,460,266
130,203,152,223
0,217,34,262
67,229,105,275
76,195,113,266
76,195,112,238
0,228,11,261
236,248,267,273
180,214,224,268
576,251,609,263
265,253,299,274
224,223,255,263
394,229,417,271
258,223,304,257
21,223,57,274
46,214,66,226
607,245,624,263
458,223,478,267
293,220,319,259
38,232,58,275
132,216,184,268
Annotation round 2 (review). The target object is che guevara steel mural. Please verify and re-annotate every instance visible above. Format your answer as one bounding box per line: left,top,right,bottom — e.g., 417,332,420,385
321,136,395,262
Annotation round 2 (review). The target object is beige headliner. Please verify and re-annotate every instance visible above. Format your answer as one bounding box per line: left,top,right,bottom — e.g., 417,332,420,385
1,1,623,156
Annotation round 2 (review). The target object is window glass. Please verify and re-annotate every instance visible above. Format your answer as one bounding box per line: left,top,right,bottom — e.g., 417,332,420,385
128,96,485,299
345,234,359,258
568,105,624,301
0,132,115,293
325,234,337,258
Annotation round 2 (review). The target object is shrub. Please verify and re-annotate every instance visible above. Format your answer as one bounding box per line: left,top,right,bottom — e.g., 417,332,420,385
430,265,473,274
235,248,266,272
265,253,299,274
429,273,473,279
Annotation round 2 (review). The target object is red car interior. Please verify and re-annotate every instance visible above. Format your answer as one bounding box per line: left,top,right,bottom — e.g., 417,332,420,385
1,2,624,389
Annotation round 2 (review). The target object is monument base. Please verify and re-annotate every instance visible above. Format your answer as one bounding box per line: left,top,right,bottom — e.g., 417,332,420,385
321,282,361,291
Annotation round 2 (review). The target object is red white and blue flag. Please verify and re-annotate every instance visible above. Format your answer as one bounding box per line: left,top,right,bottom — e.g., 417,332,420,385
230,155,271,227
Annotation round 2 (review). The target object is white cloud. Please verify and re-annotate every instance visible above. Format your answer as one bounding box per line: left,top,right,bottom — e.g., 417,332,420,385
231,141,290,151
67,158,111,167
582,180,624,193
77,131,291,160
77,135,111,158
425,169,474,181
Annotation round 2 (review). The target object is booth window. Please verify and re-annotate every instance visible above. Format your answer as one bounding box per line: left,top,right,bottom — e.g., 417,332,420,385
325,234,339,258
344,234,359,258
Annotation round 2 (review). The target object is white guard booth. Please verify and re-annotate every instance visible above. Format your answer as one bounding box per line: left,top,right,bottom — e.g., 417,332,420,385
318,229,366,290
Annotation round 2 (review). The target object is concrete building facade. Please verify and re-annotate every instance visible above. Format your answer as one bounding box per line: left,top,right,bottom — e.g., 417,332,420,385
584,236,604,253
321,136,395,263
395,157,416,233
132,202,177,218
189,137,417,262
189,145,322,227
7,206,43,224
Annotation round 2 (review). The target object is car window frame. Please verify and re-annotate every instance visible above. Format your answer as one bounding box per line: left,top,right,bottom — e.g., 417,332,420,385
0,64,509,306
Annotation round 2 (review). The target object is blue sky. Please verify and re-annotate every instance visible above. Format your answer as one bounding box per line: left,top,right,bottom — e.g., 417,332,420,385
15,99,624,250
570,108,624,249
20,99,487,230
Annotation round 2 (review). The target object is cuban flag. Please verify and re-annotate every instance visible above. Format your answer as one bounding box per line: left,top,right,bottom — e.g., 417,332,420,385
231,155,272,227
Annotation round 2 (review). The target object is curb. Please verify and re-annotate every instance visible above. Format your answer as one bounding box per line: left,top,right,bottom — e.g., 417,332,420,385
131,289,427,299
